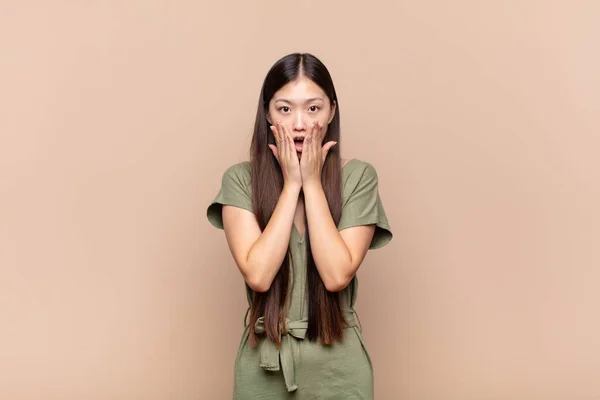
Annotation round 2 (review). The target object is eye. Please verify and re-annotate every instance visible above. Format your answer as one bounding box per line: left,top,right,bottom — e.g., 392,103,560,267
309,105,320,112
279,106,291,113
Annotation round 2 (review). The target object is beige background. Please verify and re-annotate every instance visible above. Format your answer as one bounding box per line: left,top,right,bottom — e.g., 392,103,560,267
1,1,599,399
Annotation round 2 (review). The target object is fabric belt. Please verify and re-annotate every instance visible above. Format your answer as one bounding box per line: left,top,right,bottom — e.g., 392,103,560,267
252,309,361,392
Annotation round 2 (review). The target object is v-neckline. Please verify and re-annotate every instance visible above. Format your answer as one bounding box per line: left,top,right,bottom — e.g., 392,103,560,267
292,158,356,242
292,223,305,243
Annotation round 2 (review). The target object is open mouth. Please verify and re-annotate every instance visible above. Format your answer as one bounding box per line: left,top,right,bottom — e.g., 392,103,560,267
293,136,305,151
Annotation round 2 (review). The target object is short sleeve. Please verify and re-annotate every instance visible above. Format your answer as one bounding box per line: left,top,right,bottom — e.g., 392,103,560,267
337,162,393,249
206,162,254,230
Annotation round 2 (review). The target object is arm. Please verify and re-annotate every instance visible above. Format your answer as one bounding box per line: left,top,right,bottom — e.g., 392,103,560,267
303,180,375,292
222,183,301,292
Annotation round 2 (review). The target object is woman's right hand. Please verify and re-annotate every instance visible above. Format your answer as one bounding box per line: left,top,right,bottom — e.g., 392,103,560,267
268,122,302,189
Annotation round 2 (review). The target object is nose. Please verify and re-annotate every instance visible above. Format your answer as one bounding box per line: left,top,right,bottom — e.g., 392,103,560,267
292,112,307,132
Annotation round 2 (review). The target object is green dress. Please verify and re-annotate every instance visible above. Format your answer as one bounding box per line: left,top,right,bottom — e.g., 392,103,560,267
206,158,393,399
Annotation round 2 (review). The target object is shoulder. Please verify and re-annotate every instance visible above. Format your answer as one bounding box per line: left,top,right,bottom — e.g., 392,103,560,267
341,158,381,201
221,161,251,183
223,160,251,175
343,158,379,182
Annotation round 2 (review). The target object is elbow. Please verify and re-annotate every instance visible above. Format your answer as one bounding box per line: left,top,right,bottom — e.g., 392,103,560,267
247,280,271,293
323,275,353,292
323,260,355,292
245,273,272,293
241,256,273,293
324,282,345,292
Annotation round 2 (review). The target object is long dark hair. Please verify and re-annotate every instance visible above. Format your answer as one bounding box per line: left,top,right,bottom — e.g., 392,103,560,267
248,53,346,346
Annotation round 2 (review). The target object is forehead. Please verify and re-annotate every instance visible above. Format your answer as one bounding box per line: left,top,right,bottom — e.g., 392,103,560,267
272,78,327,102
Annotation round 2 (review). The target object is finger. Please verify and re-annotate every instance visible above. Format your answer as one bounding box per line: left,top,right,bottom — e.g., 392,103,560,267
314,121,321,154
281,123,295,156
313,121,321,142
276,122,286,157
300,132,309,164
268,144,279,162
310,120,317,139
304,125,313,158
321,141,337,161
318,121,326,142
277,122,286,159
270,125,280,144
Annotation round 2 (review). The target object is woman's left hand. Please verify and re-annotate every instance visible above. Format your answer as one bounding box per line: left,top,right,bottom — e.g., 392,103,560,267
300,121,337,187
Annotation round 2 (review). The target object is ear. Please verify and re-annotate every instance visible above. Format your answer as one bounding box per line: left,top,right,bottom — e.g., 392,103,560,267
266,112,272,125
328,100,337,124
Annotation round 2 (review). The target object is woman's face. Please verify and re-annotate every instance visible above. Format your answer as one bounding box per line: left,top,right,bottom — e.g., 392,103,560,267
267,77,336,156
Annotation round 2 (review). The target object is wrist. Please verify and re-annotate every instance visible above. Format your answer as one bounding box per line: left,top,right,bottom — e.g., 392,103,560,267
282,182,302,195
302,179,323,193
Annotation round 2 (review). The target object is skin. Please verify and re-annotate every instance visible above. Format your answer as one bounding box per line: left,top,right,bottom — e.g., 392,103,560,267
222,77,375,292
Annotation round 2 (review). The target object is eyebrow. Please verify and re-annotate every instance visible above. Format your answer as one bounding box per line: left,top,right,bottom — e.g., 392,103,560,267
274,97,325,104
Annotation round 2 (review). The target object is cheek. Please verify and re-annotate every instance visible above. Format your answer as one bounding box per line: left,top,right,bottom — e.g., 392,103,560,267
267,109,287,124
320,108,332,123
312,112,328,124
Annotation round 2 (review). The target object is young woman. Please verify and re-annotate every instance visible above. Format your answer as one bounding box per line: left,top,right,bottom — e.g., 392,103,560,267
207,53,393,399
